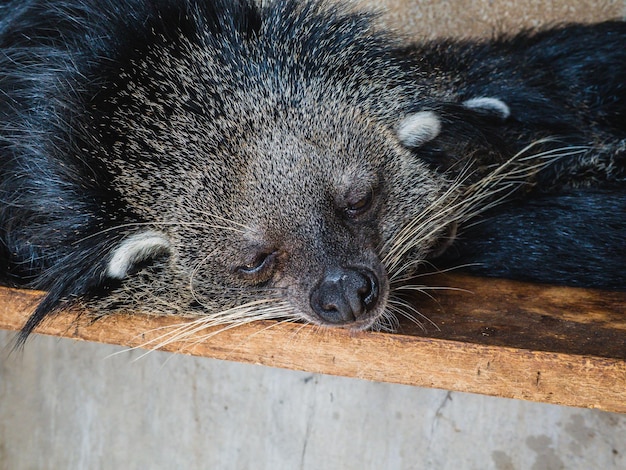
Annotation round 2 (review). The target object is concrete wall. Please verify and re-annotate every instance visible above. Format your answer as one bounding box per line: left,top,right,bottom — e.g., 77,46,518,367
354,0,624,38
2,1,626,469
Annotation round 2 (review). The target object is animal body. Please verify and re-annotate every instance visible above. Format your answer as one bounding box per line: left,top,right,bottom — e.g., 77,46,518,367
0,0,624,345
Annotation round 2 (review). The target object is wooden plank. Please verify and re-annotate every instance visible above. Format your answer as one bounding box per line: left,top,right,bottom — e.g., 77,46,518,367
399,274,626,359
1,275,625,413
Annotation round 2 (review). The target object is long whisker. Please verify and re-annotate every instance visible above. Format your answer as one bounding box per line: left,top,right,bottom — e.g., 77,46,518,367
388,262,483,284
382,143,587,281
372,308,400,333
387,296,440,331
106,298,291,359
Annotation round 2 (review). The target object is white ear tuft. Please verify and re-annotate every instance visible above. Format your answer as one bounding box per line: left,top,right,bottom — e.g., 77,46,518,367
463,97,511,119
396,111,442,148
107,231,171,279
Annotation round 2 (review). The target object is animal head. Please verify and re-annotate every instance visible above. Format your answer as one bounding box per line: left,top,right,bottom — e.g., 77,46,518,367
102,88,453,331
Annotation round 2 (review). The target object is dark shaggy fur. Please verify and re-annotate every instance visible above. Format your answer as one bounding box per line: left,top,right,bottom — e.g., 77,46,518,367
0,0,624,345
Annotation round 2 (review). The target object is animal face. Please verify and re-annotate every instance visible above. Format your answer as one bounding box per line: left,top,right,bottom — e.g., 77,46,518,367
101,80,451,330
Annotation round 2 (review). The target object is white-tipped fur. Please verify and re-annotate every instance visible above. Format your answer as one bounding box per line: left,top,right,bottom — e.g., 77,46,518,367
107,231,171,279
396,111,442,148
463,97,511,119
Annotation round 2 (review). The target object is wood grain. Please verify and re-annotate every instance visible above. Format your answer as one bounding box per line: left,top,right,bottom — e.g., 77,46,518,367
1,275,625,413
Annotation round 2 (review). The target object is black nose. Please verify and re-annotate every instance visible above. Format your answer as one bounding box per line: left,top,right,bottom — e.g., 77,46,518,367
309,267,379,324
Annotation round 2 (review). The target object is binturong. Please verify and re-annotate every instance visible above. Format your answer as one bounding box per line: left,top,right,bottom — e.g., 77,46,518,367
0,0,625,346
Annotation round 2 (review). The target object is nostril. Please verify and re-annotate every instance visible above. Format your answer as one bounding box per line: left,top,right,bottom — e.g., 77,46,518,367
309,278,351,324
359,269,379,309
309,267,380,324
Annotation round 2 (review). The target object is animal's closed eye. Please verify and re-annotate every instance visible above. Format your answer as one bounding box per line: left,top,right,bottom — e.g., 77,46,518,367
236,250,278,278
343,192,373,218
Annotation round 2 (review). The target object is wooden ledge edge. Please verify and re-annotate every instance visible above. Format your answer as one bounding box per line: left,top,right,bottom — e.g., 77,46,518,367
1,286,624,413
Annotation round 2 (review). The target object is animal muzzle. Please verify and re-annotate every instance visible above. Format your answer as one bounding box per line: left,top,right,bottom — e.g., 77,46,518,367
309,267,380,324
